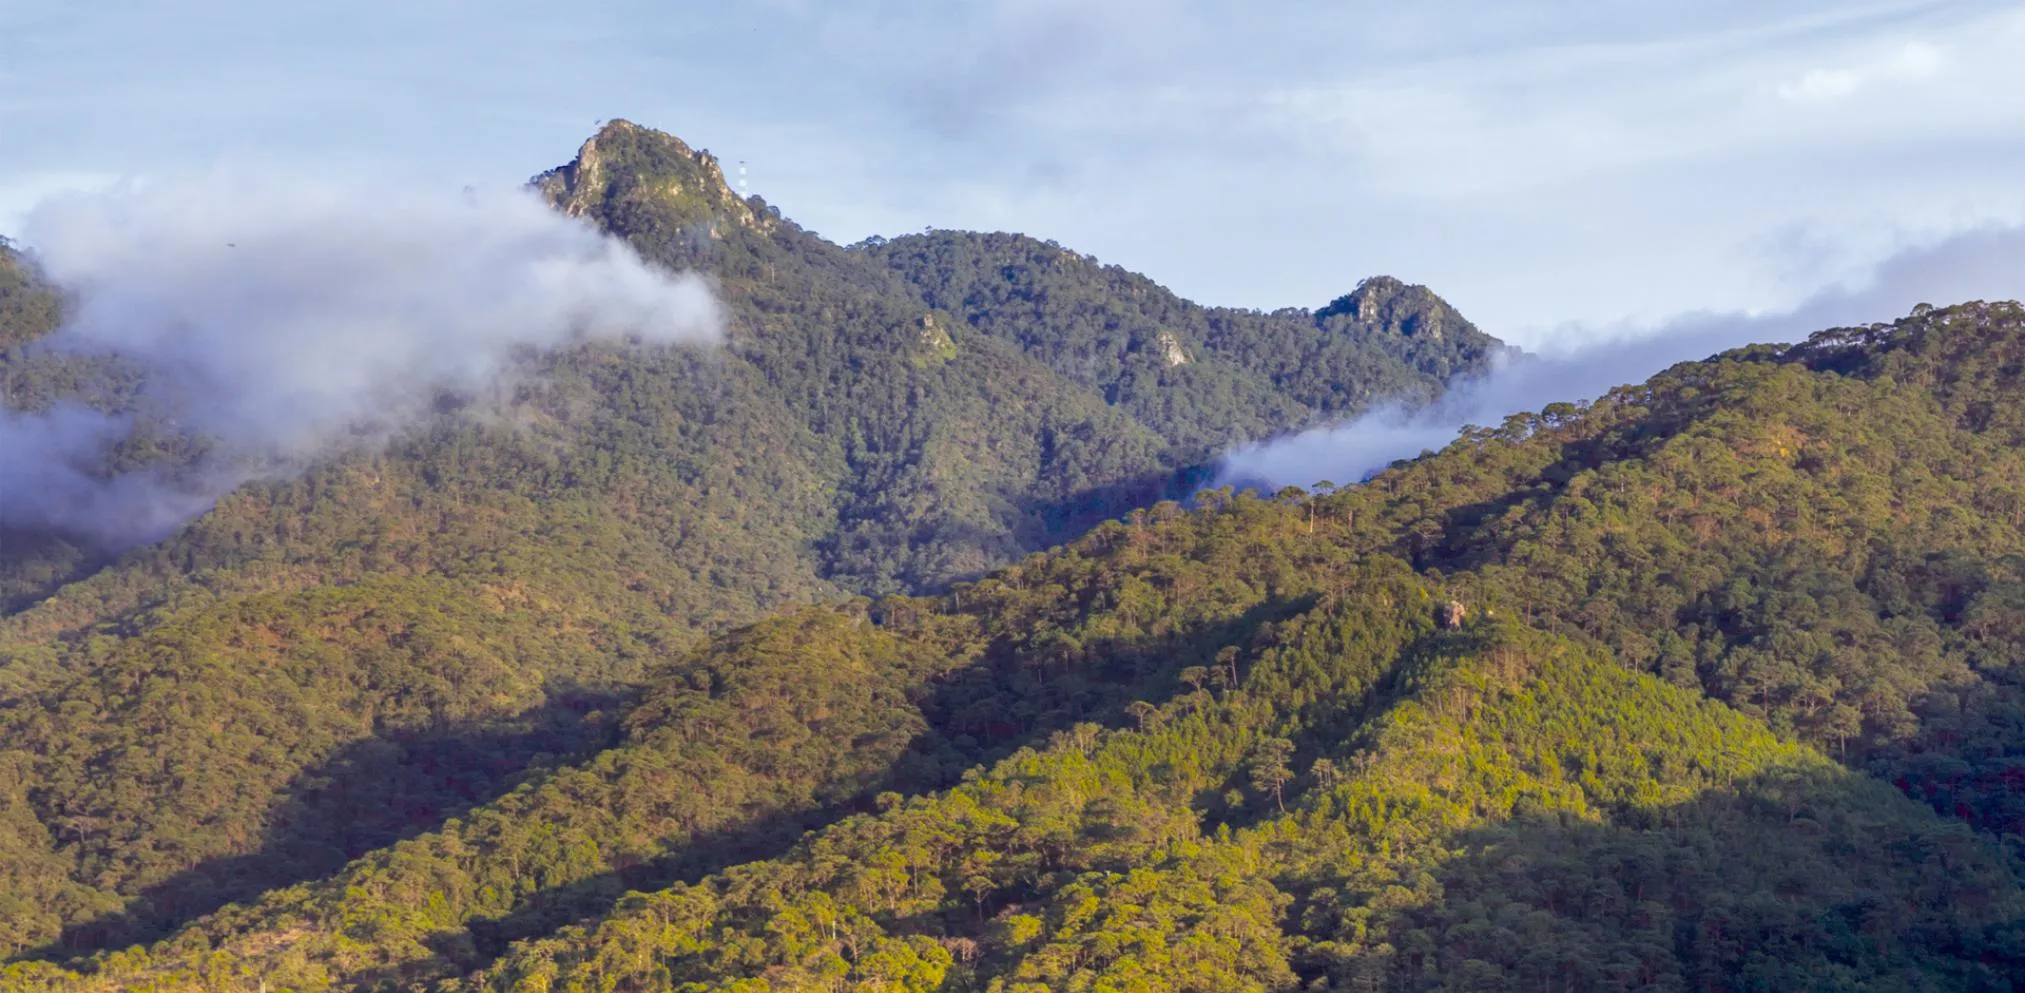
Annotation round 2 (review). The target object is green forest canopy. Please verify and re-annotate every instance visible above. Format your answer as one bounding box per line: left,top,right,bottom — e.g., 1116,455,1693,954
4,292,2025,989
0,121,1500,969
4,121,2025,991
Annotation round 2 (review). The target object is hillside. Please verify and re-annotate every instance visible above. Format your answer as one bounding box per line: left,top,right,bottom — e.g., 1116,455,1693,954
0,122,1501,959
0,243,60,350
6,300,2025,990
0,123,1496,617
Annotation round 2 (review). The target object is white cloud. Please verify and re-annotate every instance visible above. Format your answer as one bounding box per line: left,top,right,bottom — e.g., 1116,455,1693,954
1773,39,1946,102
1220,220,2025,489
1,175,722,544
0,172,121,238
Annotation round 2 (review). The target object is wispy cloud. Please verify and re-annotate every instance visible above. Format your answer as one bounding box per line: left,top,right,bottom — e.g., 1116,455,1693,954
1218,220,2025,489
1771,39,1945,103
0,172,119,237
1,175,721,545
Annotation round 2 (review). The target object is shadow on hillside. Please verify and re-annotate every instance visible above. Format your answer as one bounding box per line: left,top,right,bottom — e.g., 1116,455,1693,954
407,592,1315,983
439,795,880,974
1284,765,2024,992
1015,460,1218,549
32,559,1310,979
33,684,629,960
0,526,104,618
820,461,1215,600
919,590,1319,750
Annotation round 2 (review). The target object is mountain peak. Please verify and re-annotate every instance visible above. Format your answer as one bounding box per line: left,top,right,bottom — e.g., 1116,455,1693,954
1316,275,1460,336
1309,275,1502,379
531,119,769,239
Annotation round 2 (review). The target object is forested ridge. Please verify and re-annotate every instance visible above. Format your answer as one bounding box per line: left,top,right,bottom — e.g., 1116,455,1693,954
7,121,2025,990
5,283,2025,988
0,121,1502,968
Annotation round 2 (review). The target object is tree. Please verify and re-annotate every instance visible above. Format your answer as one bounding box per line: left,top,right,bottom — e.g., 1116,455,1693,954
1249,737,1296,812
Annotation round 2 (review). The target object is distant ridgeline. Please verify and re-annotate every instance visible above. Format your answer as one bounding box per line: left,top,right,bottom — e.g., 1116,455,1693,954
5,299,2025,991
0,122,1501,963
0,122,1499,613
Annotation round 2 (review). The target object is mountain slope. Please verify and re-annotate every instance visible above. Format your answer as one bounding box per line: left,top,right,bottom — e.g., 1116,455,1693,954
865,232,1501,450
0,121,1501,958
0,243,59,350
17,561,2014,991
10,300,2025,990
463,622,2010,993
1342,302,2025,838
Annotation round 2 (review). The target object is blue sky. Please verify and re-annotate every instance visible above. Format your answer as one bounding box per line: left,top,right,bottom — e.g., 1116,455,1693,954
7,0,2025,344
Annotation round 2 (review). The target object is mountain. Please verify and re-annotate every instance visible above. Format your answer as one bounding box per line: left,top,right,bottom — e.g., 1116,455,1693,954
0,121,1501,960
10,121,2025,992
863,234,1499,450
7,298,2025,991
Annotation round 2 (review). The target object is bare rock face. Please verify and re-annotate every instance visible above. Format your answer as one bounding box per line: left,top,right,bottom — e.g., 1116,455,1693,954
1309,276,1512,384
531,119,776,238
915,313,958,365
1318,275,1457,342
1436,599,1468,629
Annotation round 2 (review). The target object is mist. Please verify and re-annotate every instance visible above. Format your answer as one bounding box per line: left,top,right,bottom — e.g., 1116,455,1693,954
0,177,723,546
1218,225,2025,490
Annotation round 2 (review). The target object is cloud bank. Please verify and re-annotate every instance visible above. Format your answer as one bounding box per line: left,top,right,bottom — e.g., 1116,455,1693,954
1218,224,2025,490
1,178,722,545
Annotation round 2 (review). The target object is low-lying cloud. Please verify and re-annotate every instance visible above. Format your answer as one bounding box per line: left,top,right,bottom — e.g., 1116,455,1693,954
1219,224,2025,489
1,177,722,546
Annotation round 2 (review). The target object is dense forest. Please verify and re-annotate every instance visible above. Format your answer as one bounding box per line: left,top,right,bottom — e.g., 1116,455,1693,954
8,297,2025,990
4,122,2025,990
0,122,1500,971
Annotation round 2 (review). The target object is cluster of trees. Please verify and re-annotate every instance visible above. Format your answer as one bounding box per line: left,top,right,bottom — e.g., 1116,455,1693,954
1317,302,2025,840
14,553,2010,990
0,242,58,349
462,622,2008,993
